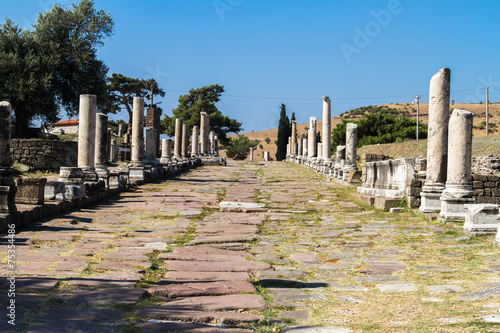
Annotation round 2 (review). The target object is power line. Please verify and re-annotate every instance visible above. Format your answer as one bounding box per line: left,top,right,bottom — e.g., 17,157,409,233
160,87,484,102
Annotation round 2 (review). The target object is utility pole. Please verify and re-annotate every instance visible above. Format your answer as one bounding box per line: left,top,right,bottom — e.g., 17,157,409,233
486,87,489,136
413,95,421,141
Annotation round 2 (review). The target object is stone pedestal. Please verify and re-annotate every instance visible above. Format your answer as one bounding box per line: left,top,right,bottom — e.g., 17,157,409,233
160,139,172,164
308,117,317,158
440,109,474,219
334,145,346,179
16,177,47,205
322,96,332,162
343,123,358,181
420,68,450,213
463,204,498,234
59,167,84,200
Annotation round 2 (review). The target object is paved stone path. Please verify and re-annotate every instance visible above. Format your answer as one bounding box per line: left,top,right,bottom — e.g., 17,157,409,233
1,161,500,332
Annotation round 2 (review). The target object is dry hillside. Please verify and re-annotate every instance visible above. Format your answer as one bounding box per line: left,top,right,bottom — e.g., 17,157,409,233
223,102,500,161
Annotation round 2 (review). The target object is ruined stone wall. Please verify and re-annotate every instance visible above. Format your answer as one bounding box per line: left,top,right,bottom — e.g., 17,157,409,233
472,174,500,204
10,139,77,171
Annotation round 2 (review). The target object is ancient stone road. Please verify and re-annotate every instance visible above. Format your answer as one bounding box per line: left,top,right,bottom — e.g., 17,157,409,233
1,161,500,332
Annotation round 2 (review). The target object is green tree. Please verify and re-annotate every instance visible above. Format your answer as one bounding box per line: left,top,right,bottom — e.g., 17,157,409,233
0,20,58,136
331,109,428,151
161,84,242,144
222,135,259,160
34,0,114,117
265,137,271,144
107,74,165,128
275,103,290,161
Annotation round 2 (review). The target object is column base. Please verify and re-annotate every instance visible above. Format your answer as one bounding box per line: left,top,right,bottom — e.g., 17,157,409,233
129,166,145,180
419,192,443,213
342,166,357,181
440,197,475,220
96,167,110,190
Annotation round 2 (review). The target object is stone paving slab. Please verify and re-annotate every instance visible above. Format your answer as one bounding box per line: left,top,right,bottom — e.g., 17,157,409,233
149,280,257,298
69,288,147,305
135,307,264,324
134,322,255,333
164,271,250,281
163,260,272,272
163,294,266,310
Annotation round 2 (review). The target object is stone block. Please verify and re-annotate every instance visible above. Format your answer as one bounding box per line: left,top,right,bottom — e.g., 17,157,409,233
408,196,421,208
16,177,46,205
347,170,362,184
463,204,499,235
374,197,400,211
390,207,404,213
473,181,484,189
474,174,489,182
45,181,65,201
473,189,485,196
486,182,496,188
489,175,500,181
358,194,375,206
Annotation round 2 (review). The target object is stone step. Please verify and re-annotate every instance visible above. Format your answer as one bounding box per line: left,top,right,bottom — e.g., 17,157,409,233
164,271,250,281
162,260,272,272
163,294,266,311
149,280,257,298
134,322,254,333
135,307,263,324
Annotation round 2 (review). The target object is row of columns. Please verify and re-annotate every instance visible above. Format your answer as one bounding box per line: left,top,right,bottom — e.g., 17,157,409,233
286,97,358,182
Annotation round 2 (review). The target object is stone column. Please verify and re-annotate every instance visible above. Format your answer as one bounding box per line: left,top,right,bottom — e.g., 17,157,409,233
95,113,109,189
118,123,123,137
308,117,317,158
110,139,117,162
440,109,474,219
210,131,215,155
106,128,112,163
160,139,172,164
287,137,291,156
291,120,297,155
200,111,209,155
420,68,451,213
0,102,16,214
335,145,346,179
264,151,270,161
131,97,145,166
298,138,303,156
130,97,145,181
95,113,108,170
181,123,189,159
145,128,158,165
78,94,97,181
174,118,182,160
250,147,254,161
322,96,332,162
214,135,219,156
192,125,199,156
343,123,358,181
303,138,308,157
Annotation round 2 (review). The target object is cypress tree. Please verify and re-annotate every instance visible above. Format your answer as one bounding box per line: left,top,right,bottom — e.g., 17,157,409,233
275,103,290,161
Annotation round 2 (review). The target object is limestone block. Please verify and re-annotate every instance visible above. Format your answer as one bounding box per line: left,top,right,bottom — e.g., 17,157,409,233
463,204,499,234
16,177,47,205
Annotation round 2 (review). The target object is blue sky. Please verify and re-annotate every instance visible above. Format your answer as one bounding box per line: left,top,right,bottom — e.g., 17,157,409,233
3,0,500,133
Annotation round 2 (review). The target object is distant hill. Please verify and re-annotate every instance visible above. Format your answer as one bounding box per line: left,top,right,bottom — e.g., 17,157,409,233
223,103,499,161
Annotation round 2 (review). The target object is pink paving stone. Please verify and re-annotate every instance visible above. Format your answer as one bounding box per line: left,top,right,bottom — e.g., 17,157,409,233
289,253,321,263
162,294,266,311
188,234,256,245
95,260,151,271
158,253,248,262
135,307,263,324
149,280,257,298
163,260,272,272
173,246,253,258
164,271,250,281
